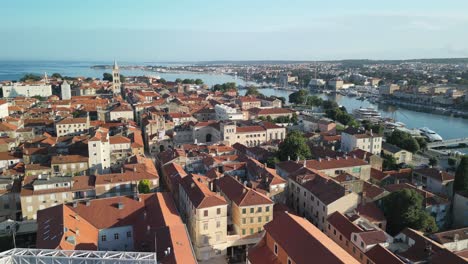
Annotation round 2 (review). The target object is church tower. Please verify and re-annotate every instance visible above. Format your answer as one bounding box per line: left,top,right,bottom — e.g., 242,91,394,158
112,60,121,95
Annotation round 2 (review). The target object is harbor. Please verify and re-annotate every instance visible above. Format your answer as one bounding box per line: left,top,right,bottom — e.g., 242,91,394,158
239,87,468,142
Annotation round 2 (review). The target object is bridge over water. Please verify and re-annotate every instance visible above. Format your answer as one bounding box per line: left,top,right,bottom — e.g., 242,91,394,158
427,138,468,149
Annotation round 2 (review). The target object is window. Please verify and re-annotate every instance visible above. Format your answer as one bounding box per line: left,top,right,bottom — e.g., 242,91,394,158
274,243,278,255
266,206,270,212
258,216,262,223
216,221,221,228
250,208,254,213
353,235,357,241
127,231,132,238
204,210,208,217
361,242,364,248
328,224,331,230
250,228,254,234
114,233,119,240
101,235,106,241
217,208,221,215
339,235,342,241
203,222,208,230
333,230,336,235
258,207,262,213
242,208,246,214
250,217,254,223
265,216,269,222
258,227,262,233
287,258,292,264
242,218,246,224
242,229,246,235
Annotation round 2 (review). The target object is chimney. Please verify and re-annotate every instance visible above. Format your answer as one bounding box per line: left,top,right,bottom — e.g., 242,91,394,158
303,159,306,167
117,202,124,210
73,201,78,208
190,182,195,188
167,247,171,255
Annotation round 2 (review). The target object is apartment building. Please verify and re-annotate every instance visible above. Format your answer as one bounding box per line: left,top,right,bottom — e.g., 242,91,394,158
94,170,159,198
288,156,372,181
0,178,21,221
2,83,52,98
109,136,132,164
248,108,294,120
341,127,382,155
216,175,273,238
179,175,228,261
326,212,401,264
215,104,244,121
412,168,454,197
109,103,134,121
51,155,89,176
36,193,197,263
88,129,111,174
236,97,261,110
382,142,413,164
287,167,359,231
55,117,90,137
247,210,358,264
20,175,95,220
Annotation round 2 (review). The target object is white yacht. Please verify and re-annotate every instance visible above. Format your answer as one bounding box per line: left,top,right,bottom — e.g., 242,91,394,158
352,107,382,121
419,127,443,142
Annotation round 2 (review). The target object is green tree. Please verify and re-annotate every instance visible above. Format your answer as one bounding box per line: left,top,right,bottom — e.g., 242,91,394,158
213,82,237,92
448,157,457,167
383,154,399,170
138,179,151,194
288,89,308,104
278,130,311,161
159,78,167,84
245,86,262,97
454,156,468,193
387,130,420,153
20,73,42,82
382,188,438,235
51,73,63,79
103,73,113,82
306,95,323,107
266,156,280,169
195,79,204,85
415,137,428,150
175,78,182,83
429,157,438,167
120,74,125,83
291,113,298,125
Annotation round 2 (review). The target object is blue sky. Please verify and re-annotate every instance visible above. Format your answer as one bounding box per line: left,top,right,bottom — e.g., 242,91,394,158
1,0,468,61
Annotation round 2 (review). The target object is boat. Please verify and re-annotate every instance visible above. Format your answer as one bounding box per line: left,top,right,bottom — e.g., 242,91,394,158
419,127,443,142
352,107,382,121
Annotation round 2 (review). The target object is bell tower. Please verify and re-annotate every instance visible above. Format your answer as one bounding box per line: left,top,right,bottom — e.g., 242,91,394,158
112,60,121,95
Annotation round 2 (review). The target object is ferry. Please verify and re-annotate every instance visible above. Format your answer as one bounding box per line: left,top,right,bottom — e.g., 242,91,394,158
419,127,443,142
352,107,382,121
